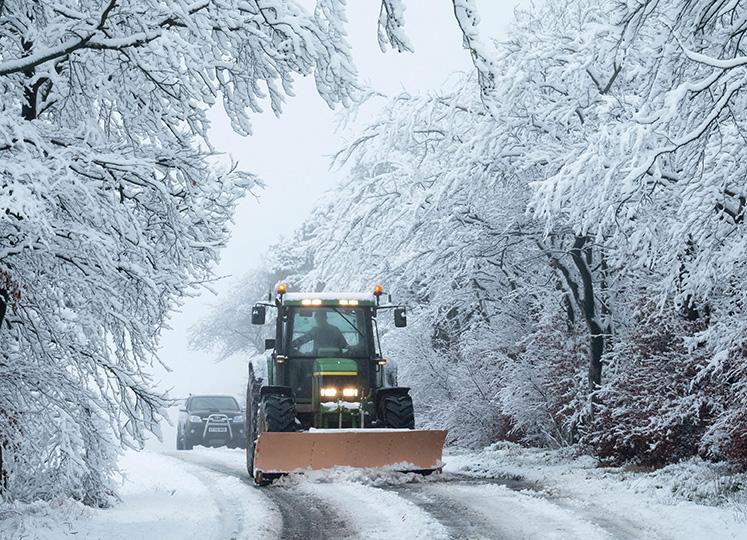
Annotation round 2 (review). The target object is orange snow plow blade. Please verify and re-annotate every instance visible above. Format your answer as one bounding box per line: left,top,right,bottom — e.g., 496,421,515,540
253,429,447,476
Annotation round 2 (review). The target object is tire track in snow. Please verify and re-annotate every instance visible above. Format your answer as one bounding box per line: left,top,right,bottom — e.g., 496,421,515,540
376,473,539,540
291,479,450,540
261,484,355,540
167,450,355,539
437,482,608,539
162,452,281,539
172,459,250,539
170,450,643,539
380,474,535,539
387,474,652,539
392,480,622,540
169,451,451,539
392,481,506,539
546,494,662,540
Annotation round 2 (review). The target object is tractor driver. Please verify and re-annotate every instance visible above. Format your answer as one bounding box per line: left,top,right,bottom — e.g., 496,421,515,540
292,310,348,353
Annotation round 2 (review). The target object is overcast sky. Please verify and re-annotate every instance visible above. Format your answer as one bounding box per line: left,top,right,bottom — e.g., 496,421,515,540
151,0,530,444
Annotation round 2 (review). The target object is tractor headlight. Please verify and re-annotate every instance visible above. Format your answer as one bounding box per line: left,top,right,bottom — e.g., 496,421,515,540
188,415,202,423
342,388,358,397
320,387,337,397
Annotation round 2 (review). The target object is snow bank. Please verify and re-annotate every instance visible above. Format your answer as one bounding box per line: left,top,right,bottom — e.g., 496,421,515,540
276,465,434,487
1,451,218,539
446,442,747,539
0,450,279,540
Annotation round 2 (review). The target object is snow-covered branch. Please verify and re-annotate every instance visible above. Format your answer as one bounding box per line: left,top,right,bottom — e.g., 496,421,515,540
0,0,360,504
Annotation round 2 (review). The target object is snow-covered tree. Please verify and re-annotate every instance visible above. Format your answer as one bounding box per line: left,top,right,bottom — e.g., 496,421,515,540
202,74,577,446
512,0,747,464
191,266,292,362
197,0,747,467
0,0,360,503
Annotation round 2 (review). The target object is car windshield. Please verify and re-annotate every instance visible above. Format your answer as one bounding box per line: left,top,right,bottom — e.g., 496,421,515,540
289,307,369,357
190,396,239,411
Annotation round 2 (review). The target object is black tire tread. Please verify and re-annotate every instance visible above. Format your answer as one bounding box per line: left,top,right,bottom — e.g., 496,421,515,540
380,394,415,429
246,364,262,474
261,394,297,432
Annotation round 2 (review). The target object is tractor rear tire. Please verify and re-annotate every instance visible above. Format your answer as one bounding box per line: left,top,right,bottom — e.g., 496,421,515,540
379,393,415,429
245,364,262,475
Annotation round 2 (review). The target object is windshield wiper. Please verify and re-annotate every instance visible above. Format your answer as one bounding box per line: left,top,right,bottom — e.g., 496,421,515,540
332,307,365,340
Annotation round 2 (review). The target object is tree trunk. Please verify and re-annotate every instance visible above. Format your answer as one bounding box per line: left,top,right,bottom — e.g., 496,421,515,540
548,236,610,394
0,290,6,493
0,441,5,495
568,236,606,391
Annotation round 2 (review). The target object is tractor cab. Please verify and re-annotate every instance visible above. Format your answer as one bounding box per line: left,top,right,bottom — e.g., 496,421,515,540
255,290,394,429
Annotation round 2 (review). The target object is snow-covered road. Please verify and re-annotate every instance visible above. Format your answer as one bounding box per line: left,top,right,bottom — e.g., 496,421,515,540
3,446,746,539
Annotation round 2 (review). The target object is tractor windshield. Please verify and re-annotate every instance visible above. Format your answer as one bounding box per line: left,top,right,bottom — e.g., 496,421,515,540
289,307,369,358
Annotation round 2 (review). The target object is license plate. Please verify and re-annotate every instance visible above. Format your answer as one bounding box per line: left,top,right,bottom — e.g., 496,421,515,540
208,427,227,433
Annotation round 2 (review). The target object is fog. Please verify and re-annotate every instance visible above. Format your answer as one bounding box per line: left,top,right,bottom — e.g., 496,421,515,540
151,1,528,448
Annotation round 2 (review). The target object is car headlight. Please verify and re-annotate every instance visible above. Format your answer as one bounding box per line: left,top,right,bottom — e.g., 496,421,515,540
320,387,337,397
232,415,244,423
188,415,202,423
342,388,358,397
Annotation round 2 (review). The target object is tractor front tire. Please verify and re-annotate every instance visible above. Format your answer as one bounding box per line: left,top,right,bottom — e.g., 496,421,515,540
249,392,296,484
258,393,297,433
379,393,415,429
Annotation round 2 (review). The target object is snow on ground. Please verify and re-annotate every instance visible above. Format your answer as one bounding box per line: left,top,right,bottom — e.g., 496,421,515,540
426,483,610,539
277,465,614,539
299,481,449,540
278,465,431,487
177,449,450,539
3,443,747,539
445,442,747,539
0,450,279,540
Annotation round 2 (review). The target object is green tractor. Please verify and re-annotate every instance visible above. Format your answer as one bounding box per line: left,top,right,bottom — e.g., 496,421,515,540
245,284,446,484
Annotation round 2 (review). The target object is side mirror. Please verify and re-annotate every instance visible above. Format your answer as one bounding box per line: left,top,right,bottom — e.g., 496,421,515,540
264,338,276,350
251,304,266,325
394,307,407,328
